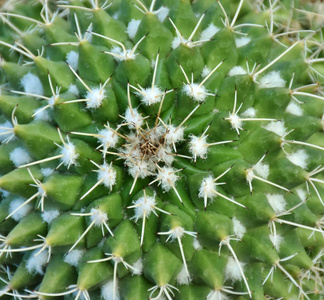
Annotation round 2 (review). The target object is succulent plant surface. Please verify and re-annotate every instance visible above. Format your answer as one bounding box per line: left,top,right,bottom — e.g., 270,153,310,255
0,0,324,299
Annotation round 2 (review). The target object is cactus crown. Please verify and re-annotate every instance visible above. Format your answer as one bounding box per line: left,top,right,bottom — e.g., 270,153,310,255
0,0,323,299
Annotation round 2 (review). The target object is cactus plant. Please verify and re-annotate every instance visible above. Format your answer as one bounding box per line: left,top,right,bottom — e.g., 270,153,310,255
0,0,323,299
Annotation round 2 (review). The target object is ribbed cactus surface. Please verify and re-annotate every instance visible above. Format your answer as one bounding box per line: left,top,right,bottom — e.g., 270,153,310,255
0,0,323,299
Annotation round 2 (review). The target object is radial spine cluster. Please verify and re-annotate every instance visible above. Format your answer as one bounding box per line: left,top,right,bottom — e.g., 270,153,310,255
0,0,323,299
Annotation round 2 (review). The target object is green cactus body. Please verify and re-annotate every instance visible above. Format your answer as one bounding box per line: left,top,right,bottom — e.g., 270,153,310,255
0,0,323,299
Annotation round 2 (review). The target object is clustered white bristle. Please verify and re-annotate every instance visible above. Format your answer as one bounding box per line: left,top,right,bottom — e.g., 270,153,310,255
286,149,309,169
101,280,120,300
66,51,79,71
126,19,141,40
155,6,169,22
259,71,286,88
225,256,245,282
131,258,143,275
241,107,256,118
296,188,307,201
286,101,303,116
67,84,79,96
41,168,54,177
253,162,270,179
64,249,84,267
193,236,202,250
228,66,247,76
26,249,48,275
9,147,32,167
20,73,44,96
41,210,60,224
199,23,219,40
176,265,191,285
269,233,283,251
263,121,287,136
201,66,211,78
0,121,14,142
232,217,246,239
33,107,51,121
266,194,287,214
235,36,251,48
8,197,32,221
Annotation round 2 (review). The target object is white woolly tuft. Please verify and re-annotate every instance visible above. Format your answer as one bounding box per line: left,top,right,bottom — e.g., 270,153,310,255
189,135,208,160
131,194,157,221
126,19,141,40
207,291,229,300
199,176,215,200
176,265,191,285
259,71,286,88
64,249,84,267
9,147,32,167
41,210,60,224
98,163,117,190
235,36,251,48
253,162,269,179
21,73,44,96
101,280,120,300
33,107,51,121
228,66,247,77
9,197,32,221
199,23,219,40
201,66,211,78
170,226,185,239
97,127,119,149
232,217,246,239
264,121,287,136
86,88,105,109
125,108,144,128
164,125,184,146
26,249,48,275
156,167,179,192
138,86,164,105
241,107,256,118
182,83,209,102
225,256,246,282
66,51,79,71
127,160,150,179
131,258,143,275
287,149,309,169
296,188,307,201
110,46,136,61
266,194,286,214
155,6,169,22
90,208,108,227
286,101,303,116
193,237,202,250
269,233,283,251
41,168,54,177
60,142,79,168
67,84,79,96
0,121,14,142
